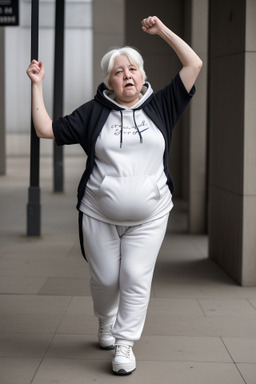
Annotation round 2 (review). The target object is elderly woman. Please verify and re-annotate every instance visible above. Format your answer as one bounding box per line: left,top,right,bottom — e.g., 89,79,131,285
27,16,202,375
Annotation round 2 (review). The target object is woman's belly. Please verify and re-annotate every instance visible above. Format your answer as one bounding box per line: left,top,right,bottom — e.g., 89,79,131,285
94,175,161,222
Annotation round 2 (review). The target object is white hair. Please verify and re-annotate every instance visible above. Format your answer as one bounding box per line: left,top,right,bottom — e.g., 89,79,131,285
100,46,147,87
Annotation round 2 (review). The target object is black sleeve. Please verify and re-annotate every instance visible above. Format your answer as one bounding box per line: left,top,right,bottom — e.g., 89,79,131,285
52,101,94,146
154,72,196,130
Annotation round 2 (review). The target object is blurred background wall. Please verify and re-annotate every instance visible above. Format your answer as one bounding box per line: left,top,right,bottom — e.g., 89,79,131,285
3,0,93,157
1,0,256,286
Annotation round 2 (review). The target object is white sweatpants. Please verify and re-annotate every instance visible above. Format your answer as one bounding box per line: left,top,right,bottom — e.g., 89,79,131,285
82,213,169,343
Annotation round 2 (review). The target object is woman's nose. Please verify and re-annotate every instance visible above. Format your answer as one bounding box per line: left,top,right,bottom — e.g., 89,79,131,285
124,71,131,79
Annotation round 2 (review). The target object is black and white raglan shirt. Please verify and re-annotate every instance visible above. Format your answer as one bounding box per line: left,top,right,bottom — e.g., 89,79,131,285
52,73,195,256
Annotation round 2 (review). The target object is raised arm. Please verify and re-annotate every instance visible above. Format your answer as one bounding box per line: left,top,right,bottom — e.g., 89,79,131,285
26,60,54,139
141,16,203,93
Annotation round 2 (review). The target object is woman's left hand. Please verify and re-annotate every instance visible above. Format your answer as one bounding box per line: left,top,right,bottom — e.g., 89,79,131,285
141,16,164,35
141,15,203,93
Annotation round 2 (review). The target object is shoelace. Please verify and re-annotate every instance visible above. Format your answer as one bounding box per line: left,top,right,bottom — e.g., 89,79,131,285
115,345,131,358
99,321,113,336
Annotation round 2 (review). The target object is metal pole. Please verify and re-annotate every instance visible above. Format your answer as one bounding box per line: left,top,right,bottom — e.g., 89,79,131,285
53,0,65,192
27,0,41,236
0,28,6,176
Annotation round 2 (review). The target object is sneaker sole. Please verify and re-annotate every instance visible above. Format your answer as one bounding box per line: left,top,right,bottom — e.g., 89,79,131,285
112,361,136,375
99,344,115,350
113,368,136,376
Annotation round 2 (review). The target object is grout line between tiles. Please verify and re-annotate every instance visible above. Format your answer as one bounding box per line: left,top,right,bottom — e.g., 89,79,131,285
30,295,73,383
215,339,248,384
196,298,207,316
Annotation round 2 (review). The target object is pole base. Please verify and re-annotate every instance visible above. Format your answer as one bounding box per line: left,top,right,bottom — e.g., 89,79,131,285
27,186,41,236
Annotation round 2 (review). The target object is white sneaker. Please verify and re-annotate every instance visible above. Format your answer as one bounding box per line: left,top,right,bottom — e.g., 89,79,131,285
98,319,115,350
112,344,136,375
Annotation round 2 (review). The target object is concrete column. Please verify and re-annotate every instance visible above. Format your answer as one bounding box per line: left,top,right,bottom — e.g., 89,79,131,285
0,28,6,175
188,0,208,233
93,0,125,90
183,0,208,233
208,0,256,285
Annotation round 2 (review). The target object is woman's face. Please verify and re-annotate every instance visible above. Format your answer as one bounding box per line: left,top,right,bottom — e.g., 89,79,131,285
108,55,144,107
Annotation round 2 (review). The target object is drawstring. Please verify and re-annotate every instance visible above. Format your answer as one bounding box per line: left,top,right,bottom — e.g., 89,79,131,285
120,111,124,148
119,110,143,148
133,110,143,144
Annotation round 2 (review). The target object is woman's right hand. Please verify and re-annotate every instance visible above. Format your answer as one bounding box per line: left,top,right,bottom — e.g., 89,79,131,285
26,59,54,139
141,16,165,36
26,60,45,84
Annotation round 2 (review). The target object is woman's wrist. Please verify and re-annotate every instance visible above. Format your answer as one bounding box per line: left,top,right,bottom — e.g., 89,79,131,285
32,81,43,90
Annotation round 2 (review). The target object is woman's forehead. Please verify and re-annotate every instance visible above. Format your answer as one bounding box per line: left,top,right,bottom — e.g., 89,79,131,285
113,55,137,68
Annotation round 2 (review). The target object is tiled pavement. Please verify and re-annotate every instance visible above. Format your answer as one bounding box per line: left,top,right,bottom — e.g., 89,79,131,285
1,156,256,384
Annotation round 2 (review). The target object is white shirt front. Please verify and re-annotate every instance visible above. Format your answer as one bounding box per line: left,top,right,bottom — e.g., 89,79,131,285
80,88,173,225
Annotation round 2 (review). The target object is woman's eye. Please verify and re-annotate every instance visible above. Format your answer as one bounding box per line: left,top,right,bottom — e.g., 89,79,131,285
116,70,122,75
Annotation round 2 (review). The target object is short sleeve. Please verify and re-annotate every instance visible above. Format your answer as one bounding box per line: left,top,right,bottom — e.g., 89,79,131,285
52,105,86,146
154,72,196,130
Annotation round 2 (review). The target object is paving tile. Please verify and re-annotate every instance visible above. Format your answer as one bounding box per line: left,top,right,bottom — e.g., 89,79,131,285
0,294,71,314
237,363,256,384
198,299,256,317
0,295,71,333
32,359,245,384
152,253,236,300
0,333,52,358
249,299,256,309
0,241,78,260
199,284,256,299
0,313,65,334
0,258,88,278
38,277,91,296
154,256,234,283
135,335,232,362
0,276,47,294
45,334,113,360
152,266,256,298
147,297,204,316
159,234,208,259
0,358,41,384
57,296,97,335
223,337,256,363
61,296,93,315
144,311,256,338
151,281,208,298
134,362,245,384
32,359,114,384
